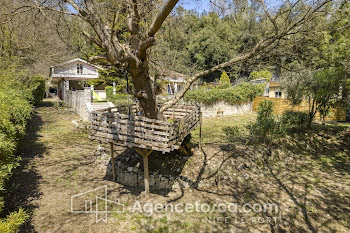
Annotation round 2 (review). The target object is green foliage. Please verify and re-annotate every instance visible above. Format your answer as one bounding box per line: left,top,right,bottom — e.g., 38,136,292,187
219,71,230,86
246,100,283,143
0,65,33,231
248,70,273,81
27,75,46,106
281,111,309,129
281,67,347,127
105,86,132,105
184,83,265,105
0,208,29,233
222,126,241,142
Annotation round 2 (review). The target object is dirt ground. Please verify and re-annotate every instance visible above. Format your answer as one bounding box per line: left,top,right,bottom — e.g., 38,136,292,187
2,99,350,233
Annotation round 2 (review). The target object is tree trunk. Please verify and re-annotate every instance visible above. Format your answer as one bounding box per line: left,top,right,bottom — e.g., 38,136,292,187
129,67,163,120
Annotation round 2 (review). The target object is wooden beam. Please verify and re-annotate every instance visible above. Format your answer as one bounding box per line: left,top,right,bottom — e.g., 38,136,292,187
135,148,152,194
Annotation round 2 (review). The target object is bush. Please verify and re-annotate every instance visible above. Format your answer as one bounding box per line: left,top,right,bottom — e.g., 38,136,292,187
281,110,309,129
27,75,46,106
0,66,33,231
248,70,272,81
184,82,265,105
219,72,230,85
0,208,29,233
223,126,241,142
105,86,132,105
246,100,283,143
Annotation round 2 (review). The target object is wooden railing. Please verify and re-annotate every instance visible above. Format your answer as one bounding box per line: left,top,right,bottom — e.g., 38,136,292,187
89,104,201,152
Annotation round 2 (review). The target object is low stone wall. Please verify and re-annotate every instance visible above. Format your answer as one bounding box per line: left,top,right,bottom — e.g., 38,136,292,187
64,87,91,120
200,102,252,117
94,146,190,191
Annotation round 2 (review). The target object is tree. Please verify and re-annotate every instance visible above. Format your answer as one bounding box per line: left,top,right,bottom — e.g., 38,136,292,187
248,70,272,81
15,0,332,119
281,68,347,127
219,71,230,85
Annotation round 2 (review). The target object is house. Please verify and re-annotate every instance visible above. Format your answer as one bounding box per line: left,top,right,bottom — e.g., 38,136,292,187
155,69,188,95
49,58,104,100
50,58,112,120
268,81,286,98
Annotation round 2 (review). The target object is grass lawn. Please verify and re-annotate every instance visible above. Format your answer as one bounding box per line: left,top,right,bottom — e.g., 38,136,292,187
191,113,257,144
3,100,350,232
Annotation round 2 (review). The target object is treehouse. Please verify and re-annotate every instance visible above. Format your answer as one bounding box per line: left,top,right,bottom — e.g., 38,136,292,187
89,104,201,194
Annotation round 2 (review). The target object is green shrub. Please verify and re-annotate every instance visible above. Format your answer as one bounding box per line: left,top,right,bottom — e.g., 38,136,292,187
27,75,46,106
219,71,230,85
0,66,32,231
223,126,241,142
105,86,132,105
248,70,272,81
0,208,29,233
184,82,265,105
281,110,309,129
246,100,283,143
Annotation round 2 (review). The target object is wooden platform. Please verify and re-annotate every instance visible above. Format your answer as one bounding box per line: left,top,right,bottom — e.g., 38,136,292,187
89,104,201,152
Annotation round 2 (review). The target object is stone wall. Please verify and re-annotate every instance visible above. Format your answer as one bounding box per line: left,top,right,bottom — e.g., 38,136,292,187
94,146,190,191
64,87,92,121
200,102,252,118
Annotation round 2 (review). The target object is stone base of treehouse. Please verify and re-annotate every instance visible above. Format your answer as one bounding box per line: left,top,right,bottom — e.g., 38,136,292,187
95,146,191,192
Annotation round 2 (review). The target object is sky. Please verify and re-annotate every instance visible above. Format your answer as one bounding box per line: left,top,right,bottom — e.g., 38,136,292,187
180,0,282,13
180,0,211,13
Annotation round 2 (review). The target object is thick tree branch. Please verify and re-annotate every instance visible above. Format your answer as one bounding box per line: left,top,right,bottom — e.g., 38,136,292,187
258,0,279,34
148,0,179,37
88,55,108,63
137,37,156,60
82,31,102,47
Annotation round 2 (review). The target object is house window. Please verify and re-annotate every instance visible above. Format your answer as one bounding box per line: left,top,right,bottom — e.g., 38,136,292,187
275,91,282,98
77,64,83,74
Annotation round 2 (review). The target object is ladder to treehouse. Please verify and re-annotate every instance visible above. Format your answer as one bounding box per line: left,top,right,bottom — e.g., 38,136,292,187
89,104,202,194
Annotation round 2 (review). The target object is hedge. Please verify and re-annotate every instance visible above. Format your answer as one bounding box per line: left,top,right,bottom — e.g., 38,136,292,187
105,86,132,105
0,67,44,232
184,82,265,105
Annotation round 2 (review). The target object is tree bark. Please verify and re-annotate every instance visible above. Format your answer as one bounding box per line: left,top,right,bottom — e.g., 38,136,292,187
128,65,162,120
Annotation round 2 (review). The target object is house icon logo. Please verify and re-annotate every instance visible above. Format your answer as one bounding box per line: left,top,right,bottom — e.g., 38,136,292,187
71,185,124,223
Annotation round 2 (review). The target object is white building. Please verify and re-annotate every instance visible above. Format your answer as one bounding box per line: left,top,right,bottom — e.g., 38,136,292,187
49,58,112,120
50,58,104,100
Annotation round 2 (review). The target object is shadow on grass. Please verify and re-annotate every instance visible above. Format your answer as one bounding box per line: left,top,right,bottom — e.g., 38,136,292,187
1,101,51,232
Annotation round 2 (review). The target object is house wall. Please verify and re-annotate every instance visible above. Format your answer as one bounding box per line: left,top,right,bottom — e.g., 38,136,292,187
268,86,286,98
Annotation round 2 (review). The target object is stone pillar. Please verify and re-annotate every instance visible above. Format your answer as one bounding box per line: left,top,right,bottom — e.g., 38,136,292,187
84,87,92,104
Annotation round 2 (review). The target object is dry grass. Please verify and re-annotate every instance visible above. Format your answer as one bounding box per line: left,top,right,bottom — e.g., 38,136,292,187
3,100,350,233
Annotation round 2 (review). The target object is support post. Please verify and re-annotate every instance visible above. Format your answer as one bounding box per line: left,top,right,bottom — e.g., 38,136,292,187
143,154,150,194
199,111,203,150
135,148,152,194
110,143,116,181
